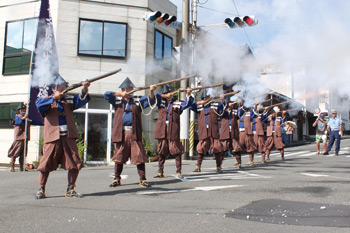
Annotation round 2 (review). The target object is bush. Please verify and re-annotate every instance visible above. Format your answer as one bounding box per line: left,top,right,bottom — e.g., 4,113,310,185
76,132,87,161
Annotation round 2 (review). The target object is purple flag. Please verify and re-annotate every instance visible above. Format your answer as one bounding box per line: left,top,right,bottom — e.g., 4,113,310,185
28,0,58,125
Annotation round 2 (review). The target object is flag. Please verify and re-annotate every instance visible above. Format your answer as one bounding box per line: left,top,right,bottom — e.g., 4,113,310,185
28,0,59,125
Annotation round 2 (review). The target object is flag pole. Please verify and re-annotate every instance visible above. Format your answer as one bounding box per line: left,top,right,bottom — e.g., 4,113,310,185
23,15,40,172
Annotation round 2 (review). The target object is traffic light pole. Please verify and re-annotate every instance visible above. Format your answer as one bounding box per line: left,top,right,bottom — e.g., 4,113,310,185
180,0,190,160
188,0,197,160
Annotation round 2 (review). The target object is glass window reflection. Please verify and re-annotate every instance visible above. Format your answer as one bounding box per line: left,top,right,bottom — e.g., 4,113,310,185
78,19,127,58
79,20,103,55
103,23,126,57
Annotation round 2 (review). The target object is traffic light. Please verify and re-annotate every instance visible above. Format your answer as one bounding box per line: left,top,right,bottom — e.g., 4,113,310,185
144,11,177,26
144,11,162,22
157,13,169,23
224,15,258,28
164,15,177,25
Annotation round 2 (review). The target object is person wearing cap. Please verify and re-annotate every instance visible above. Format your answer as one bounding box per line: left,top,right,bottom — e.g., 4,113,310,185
252,103,270,164
313,113,328,155
34,75,90,199
265,107,287,161
8,103,32,172
220,101,244,169
323,110,343,155
153,85,194,179
237,104,257,166
104,77,156,188
190,89,226,173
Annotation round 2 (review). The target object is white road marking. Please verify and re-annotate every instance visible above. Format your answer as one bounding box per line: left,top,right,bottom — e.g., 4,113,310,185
284,151,310,157
184,170,271,181
346,155,350,158
300,173,330,177
108,173,128,180
298,152,318,157
137,185,244,195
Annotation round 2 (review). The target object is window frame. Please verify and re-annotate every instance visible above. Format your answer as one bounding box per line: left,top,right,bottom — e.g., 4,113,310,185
77,18,128,59
154,29,173,70
2,17,37,76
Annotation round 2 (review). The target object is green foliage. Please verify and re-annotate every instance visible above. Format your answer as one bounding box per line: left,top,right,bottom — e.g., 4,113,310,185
142,132,155,156
76,132,87,161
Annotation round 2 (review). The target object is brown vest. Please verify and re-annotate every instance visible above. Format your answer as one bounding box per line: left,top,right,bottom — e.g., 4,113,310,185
43,99,79,143
231,110,240,140
255,115,265,136
112,98,142,143
155,101,181,141
13,115,31,140
266,118,273,137
198,103,220,140
244,112,253,135
275,117,282,137
220,111,230,140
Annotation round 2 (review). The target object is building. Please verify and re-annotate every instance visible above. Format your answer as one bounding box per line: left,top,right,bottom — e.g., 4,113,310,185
0,0,178,165
260,64,349,139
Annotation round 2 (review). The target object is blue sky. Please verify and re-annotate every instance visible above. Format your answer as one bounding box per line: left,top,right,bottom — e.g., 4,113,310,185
168,0,350,98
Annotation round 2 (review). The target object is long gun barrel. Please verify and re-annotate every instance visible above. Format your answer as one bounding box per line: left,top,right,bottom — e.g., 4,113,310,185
189,84,224,91
209,90,240,100
266,100,292,108
128,74,196,94
258,98,273,104
62,68,122,94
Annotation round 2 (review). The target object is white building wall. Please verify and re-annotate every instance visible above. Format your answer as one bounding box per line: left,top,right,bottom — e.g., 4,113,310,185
0,0,177,164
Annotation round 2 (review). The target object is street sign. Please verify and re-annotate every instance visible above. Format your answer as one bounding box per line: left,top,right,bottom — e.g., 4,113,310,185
314,107,321,116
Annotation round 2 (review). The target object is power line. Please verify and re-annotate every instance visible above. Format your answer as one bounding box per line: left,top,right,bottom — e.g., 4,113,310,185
197,0,209,5
198,5,238,16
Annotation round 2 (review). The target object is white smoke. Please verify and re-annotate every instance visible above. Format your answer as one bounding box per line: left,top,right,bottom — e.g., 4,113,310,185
31,18,60,88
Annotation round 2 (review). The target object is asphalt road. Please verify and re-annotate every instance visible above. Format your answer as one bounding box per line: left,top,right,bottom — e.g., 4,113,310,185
1,139,350,233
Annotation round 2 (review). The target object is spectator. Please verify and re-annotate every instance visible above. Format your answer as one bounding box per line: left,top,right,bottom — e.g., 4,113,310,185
323,110,342,155
286,122,293,147
313,113,328,155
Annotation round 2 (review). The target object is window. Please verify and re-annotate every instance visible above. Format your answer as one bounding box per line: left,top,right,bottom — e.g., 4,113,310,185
3,18,37,75
78,19,127,58
154,30,173,69
0,103,20,128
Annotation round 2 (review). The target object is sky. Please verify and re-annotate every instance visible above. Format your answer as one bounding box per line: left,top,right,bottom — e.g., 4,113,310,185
168,0,350,110
169,0,350,60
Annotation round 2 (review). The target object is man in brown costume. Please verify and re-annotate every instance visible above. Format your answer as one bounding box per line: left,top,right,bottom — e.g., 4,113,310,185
104,77,156,188
252,104,270,164
265,107,287,161
190,89,226,173
8,103,31,172
153,85,193,179
34,76,90,199
220,101,244,169
237,105,257,166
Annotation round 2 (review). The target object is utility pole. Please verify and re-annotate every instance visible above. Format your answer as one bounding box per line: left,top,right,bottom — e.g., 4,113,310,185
188,0,198,159
180,0,190,160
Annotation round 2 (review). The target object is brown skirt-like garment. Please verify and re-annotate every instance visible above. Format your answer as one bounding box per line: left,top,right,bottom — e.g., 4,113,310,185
37,136,82,172
113,130,147,165
157,139,184,156
239,131,257,153
254,134,267,153
197,137,224,155
8,140,25,158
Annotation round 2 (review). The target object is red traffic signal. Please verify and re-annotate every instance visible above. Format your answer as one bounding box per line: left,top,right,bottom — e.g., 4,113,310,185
144,11,177,26
224,15,258,28
164,15,177,26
